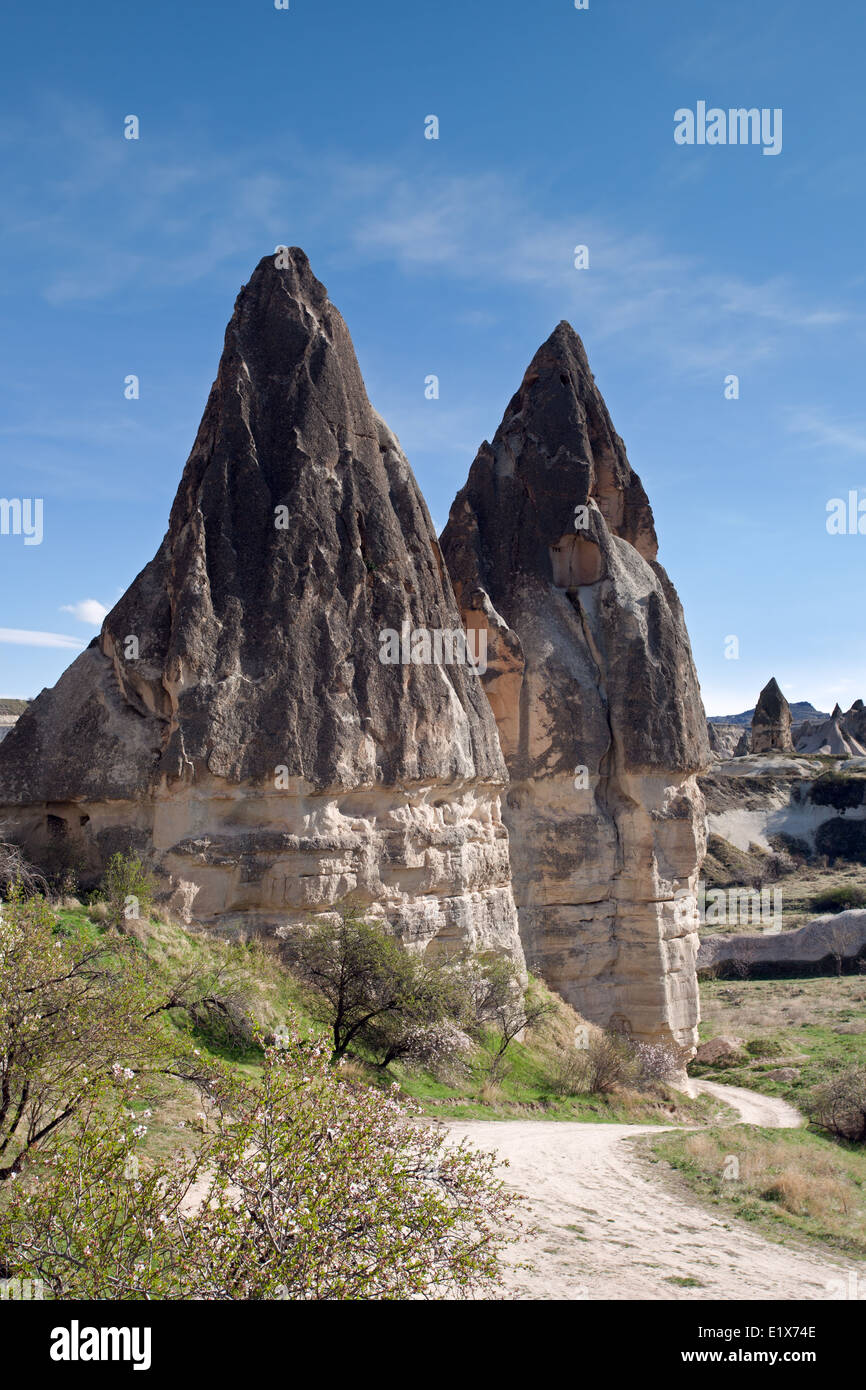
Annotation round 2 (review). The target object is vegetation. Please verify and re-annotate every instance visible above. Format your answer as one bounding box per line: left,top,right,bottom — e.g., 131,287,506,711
648,973,866,1256
700,831,866,933
809,884,866,914
0,1033,518,1300
100,850,157,929
648,1124,866,1258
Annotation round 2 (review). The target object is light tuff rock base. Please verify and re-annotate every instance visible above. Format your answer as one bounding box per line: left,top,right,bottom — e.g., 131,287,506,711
0,778,517,954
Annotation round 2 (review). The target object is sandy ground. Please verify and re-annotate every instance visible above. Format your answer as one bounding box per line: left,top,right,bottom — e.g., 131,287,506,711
445,1081,859,1301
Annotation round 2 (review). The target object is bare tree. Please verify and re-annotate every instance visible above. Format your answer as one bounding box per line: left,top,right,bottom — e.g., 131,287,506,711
0,837,47,899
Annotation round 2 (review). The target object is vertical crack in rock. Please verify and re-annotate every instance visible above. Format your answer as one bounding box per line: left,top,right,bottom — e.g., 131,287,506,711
0,251,523,966
441,321,710,1049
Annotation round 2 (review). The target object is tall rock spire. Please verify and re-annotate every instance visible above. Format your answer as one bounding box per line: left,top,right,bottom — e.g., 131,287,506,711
751,677,794,755
0,251,523,960
441,321,709,1050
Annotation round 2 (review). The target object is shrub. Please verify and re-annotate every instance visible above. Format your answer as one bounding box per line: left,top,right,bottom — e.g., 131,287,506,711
100,850,156,928
0,838,47,899
580,1031,637,1094
809,885,866,914
0,1034,519,1300
804,1065,866,1142
745,1037,785,1058
632,1040,683,1082
0,894,168,1180
549,1046,586,1097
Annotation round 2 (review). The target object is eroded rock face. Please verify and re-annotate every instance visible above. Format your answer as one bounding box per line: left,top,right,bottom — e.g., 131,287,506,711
795,703,866,757
0,251,523,963
440,322,709,1049
750,678,794,755
697,910,866,977
707,722,742,760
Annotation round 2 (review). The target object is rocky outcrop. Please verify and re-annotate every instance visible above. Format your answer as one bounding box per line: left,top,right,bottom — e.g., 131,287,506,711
795,704,866,757
698,910,866,976
707,722,742,760
0,251,524,964
440,321,709,1049
0,701,27,746
750,678,794,755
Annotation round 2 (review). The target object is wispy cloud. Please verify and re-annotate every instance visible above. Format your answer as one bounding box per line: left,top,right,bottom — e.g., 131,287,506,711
1,99,850,383
788,410,866,457
0,628,84,649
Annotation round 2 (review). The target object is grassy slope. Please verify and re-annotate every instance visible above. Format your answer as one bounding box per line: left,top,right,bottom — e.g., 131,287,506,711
53,905,719,1129
645,974,866,1258
701,837,866,935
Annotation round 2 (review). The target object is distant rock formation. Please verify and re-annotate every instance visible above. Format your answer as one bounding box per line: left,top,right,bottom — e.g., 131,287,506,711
750,677,794,755
0,700,28,746
707,722,742,760
440,321,709,1050
733,728,751,756
708,700,827,729
698,910,866,977
795,704,866,757
0,251,524,965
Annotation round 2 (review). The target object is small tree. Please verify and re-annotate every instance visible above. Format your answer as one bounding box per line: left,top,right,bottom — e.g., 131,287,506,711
0,894,168,1180
457,957,553,1078
100,850,156,928
283,911,421,1062
805,1065,866,1142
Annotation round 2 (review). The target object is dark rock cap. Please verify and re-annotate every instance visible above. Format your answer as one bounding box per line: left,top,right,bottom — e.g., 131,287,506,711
0,251,506,802
752,678,791,727
441,319,708,774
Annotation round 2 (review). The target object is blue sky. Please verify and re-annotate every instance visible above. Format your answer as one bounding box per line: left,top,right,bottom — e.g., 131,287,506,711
1,0,864,715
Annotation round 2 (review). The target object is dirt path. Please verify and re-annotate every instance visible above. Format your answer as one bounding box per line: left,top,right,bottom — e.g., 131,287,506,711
446,1084,857,1300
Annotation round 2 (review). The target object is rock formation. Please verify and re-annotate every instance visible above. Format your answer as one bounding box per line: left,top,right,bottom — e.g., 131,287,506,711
750,677,794,755
440,321,709,1050
707,721,742,760
794,704,866,757
0,251,524,963
698,909,866,977
733,728,751,756
0,700,27,746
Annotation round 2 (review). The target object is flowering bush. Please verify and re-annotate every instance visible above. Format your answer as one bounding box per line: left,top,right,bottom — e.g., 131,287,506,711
0,1027,519,1300
0,893,167,1180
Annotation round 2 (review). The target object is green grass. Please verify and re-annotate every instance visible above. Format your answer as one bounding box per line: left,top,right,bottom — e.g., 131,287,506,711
693,975,866,1105
647,1123,866,1259
47,902,725,1129
671,974,866,1256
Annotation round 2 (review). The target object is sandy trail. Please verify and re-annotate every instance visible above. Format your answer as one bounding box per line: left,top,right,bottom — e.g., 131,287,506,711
446,1083,857,1300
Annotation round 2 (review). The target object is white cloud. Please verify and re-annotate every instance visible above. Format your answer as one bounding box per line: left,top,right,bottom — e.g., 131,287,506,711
0,629,85,650
60,598,108,626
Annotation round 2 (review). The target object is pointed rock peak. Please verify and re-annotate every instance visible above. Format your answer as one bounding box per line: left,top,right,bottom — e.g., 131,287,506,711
440,309,709,1051
755,677,788,717
442,322,658,590
522,319,593,387
1,249,506,801
751,679,794,754
832,702,844,719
